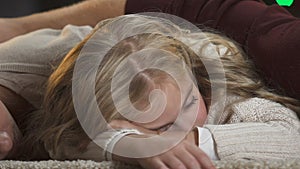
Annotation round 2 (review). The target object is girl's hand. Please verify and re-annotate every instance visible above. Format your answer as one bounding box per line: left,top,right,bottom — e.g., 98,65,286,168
136,138,215,169
110,120,215,169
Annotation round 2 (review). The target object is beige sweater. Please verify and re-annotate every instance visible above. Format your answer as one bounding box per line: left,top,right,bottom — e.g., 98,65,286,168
205,95,300,160
0,25,92,108
0,25,299,160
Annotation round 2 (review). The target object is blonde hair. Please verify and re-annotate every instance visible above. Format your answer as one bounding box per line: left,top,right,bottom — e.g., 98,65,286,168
20,14,299,160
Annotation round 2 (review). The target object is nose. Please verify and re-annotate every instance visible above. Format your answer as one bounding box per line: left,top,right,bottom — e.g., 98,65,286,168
0,131,13,159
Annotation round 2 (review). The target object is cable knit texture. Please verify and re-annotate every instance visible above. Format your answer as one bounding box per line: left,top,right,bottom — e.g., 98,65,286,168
205,97,300,160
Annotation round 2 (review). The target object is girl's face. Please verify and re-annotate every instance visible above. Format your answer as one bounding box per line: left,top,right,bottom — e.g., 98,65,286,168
133,78,208,131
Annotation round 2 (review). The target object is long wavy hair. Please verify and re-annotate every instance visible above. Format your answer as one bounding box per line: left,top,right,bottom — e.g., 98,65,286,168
19,14,300,160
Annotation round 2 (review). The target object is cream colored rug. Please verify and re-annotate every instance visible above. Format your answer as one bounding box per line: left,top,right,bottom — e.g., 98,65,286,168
0,160,299,169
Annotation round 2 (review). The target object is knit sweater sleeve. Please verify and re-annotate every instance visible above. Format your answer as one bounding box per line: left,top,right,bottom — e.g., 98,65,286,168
204,98,300,160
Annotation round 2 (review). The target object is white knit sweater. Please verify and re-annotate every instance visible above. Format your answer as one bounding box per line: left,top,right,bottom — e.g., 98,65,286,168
203,95,300,160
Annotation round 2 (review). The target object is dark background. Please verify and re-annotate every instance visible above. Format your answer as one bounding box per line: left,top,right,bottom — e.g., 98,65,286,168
0,0,299,17
0,0,82,17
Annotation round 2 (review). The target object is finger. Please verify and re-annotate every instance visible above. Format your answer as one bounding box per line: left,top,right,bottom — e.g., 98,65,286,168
161,154,187,169
110,120,143,130
109,120,132,129
139,157,169,169
186,144,215,169
174,149,201,169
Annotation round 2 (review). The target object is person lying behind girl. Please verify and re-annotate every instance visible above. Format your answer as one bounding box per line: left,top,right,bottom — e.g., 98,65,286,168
1,0,300,101
17,14,300,169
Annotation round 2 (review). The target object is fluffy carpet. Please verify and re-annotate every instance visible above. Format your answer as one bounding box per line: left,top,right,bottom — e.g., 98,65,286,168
0,160,299,169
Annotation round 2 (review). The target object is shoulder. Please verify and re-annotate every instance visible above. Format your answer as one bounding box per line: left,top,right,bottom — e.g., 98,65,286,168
0,24,93,51
0,25,93,68
233,97,288,112
230,97,297,122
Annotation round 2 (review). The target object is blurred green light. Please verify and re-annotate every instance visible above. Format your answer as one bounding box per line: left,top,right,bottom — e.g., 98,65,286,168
276,0,294,7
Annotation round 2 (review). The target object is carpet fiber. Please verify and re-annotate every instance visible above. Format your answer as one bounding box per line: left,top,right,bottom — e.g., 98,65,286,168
0,160,299,169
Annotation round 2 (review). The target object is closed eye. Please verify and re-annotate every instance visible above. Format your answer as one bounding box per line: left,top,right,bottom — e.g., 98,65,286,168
150,123,173,132
157,123,173,132
184,95,198,109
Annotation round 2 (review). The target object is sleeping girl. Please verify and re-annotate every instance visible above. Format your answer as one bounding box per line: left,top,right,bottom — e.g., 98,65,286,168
0,14,299,169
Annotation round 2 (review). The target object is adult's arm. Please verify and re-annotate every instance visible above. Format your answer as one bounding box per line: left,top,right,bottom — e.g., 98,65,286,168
125,0,300,100
0,0,126,43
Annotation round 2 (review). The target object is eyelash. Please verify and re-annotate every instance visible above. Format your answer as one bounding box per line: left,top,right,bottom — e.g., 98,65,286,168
158,123,173,132
156,96,198,132
185,95,198,108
